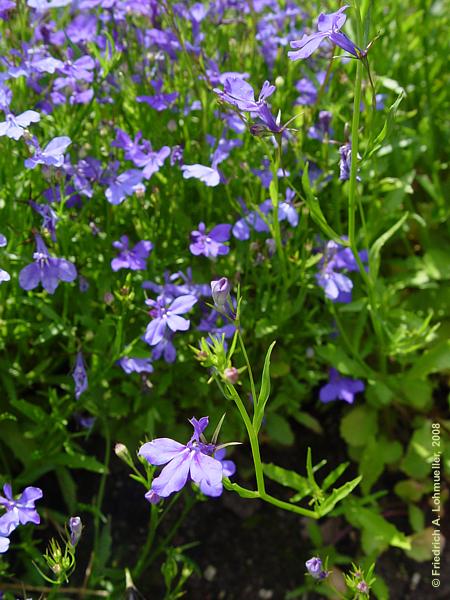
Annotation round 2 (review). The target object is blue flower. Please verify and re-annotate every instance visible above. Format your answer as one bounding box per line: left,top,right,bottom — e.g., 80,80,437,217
139,417,233,499
19,234,77,294
319,368,365,404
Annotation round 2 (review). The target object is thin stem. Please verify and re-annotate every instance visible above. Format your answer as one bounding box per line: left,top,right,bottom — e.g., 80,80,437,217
132,503,159,578
227,384,265,494
237,330,257,405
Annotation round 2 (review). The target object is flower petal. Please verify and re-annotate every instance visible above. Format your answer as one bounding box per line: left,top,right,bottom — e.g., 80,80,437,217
139,438,186,465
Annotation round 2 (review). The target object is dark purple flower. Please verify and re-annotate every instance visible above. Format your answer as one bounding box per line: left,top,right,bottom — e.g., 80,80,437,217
316,267,353,302
0,110,40,140
308,110,333,141
288,6,359,61
73,352,88,400
319,368,365,404
25,136,71,169
151,332,177,363
30,201,59,241
139,416,224,498
69,516,82,546
181,164,220,187
0,484,43,526
190,222,231,258
0,1,14,20
305,556,328,579
19,234,77,294
111,236,153,271
339,142,360,181
0,235,7,248
144,294,198,346
118,356,153,374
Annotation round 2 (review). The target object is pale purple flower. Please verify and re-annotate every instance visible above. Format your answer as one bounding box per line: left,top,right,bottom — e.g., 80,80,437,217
181,164,220,187
136,92,179,111
118,356,153,374
133,146,170,180
0,110,40,140
316,268,353,302
319,368,365,404
28,0,71,9
69,516,82,546
305,556,328,579
288,6,359,61
105,169,143,205
316,240,368,302
0,234,6,247
214,78,275,113
73,352,88,400
139,417,224,498
190,222,231,258
0,484,43,526
151,333,177,363
111,235,153,271
19,234,77,294
144,294,198,346
0,512,16,553
0,269,9,284
25,136,71,169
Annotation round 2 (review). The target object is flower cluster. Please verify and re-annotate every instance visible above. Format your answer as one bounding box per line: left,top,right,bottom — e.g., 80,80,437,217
0,484,42,553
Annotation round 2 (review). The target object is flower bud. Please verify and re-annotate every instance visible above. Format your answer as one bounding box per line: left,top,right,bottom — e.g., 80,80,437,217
305,557,327,580
115,443,133,466
145,489,161,504
69,516,82,546
223,367,239,384
211,277,230,311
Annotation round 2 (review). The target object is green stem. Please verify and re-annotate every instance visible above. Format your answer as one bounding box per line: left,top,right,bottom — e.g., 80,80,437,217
227,384,265,494
132,503,159,578
237,330,257,406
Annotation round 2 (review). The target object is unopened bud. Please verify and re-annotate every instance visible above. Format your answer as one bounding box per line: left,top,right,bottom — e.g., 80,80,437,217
115,442,133,466
145,489,161,504
223,367,239,384
211,277,230,311
69,516,82,546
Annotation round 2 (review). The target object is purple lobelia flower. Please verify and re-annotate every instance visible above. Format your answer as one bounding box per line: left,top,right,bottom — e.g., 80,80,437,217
0,233,9,284
0,512,16,553
0,484,43,526
319,368,365,404
0,110,40,140
73,351,88,400
305,556,328,579
25,136,71,169
118,356,153,374
316,239,368,302
288,6,360,61
111,235,153,271
139,417,225,498
132,145,171,180
28,0,71,9
19,234,77,294
105,169,143,205
214,78,275,113
144,294,198,346
181,164,220,187
137,91,179,111
190,222,231,258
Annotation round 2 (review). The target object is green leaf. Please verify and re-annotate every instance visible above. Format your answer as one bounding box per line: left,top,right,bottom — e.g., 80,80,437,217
369,212,409,279
316,344,369,378
359,437,385,494
262,463,311,495
223,479,259,499
405,528,436,562
346,504,410,553
395,479,430,503
265,413,294,445
301,163,342,243
317,476,362,517
340,406,378,447
408,505,425,533
322,462,349,491
408,340,450,378
92,520,112,575
253,341,276,433
10,399,48,424
56,468,77,515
